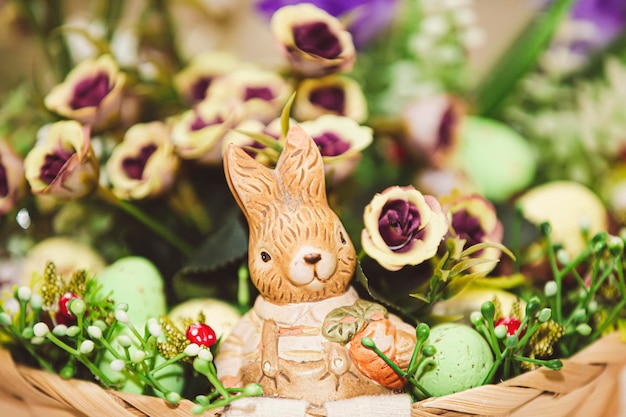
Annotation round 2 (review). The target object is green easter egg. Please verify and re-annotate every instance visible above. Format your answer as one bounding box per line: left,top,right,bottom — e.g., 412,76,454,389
415,323,493,397
459,116,536,202
95,257,167,326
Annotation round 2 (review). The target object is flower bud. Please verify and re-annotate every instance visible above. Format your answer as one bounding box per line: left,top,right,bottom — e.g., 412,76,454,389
166,392,181,404
470,311,484,327
92,320,107,332
525,297,541,317
106,121,180,199
571,308,587,324
184,343,201,357
30,294,43,310
24,121,99,200
115,309,129,323
192,357,211,374
110,359,125,372
481,300,496,322
416,323,430,342
117,335,132,348
17,287,31,302
494,324,507,339
421,344,437,357
538,308,552,323
242,383,263,397
148,321,161,338
576,323,592,336
556,249,570,265
87,325,103,340
33,322,50,337
79,340,95,354
270,4,356,77
53,324,69,337
69,299,87,316
361,186,448,271
31,336,46,345
116,302,129,312
608,235,625,256
0,312,11,326
66,325,81,337
544,281,558,297
198,348,213,362
22,327,34,338
131,350,146,363
506,334,519,348
44,54,126,129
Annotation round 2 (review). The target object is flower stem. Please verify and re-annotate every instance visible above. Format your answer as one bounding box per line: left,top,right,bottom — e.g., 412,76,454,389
96,186,193,256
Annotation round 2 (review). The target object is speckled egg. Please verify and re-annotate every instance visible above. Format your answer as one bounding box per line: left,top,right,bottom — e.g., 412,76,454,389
458,116,536,202
168,298,241,343
415,323,493,397
94,256,167,326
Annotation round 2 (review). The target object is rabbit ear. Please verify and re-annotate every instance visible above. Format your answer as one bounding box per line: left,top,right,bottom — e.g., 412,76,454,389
275,125,326,203
224,143,280,222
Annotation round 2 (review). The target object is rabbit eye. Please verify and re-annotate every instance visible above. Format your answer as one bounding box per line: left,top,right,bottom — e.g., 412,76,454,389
261,251,272,262
339,231,347,245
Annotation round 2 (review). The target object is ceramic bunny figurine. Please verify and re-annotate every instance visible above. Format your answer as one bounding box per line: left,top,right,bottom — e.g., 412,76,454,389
215,125,416,412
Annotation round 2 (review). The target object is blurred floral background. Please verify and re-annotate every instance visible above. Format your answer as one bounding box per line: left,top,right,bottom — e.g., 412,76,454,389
0,0,625,335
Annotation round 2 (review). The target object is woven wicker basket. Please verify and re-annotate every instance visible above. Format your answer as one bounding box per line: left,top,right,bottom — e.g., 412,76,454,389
1,332,624,417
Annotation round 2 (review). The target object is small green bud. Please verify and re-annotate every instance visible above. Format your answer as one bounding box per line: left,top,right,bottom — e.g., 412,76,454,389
360,336,376,349
33,322,49,337
193,358,211,375
588,300,598,314
117,335,132,348
195,395,209,406
481,301,495,322
30,336,46,345
198,348,213,362
110,359,125,372
576,323,592,336
30,294,43,310
243,383,264,397
540,222,551,236
555,249,570,265
16,287,31,302
66,325,80,337
69,299,87,316
114,310,129,323
545,359,563,370
571,308,586,324
21,327,34,339
494,324,507,339
506,334,519,348
79,340,95,354
470,311,484,327
116,302,129,312
525,297,541,317
60,362,75,379
87,325,103,340
544,281,558,297
191,404,205,415
608,235,625,256
131,350,146,363
0,312,11,326
538,308,552,323
184,343,201,357
416,323,430,342
166,392,181,404
421,344,436,357
53,324,68,337
92,320,107,332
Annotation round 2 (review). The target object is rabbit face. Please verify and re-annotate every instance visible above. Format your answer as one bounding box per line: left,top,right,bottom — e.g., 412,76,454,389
224,125,357,304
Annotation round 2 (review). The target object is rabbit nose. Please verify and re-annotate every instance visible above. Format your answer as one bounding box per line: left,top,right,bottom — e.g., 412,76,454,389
304,253,322,264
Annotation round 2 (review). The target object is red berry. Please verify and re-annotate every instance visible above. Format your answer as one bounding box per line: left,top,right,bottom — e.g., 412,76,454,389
186,323,217,348
55,292,82,325
494,317,524,337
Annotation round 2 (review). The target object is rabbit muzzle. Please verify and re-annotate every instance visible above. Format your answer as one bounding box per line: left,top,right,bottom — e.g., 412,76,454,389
288,246,337,286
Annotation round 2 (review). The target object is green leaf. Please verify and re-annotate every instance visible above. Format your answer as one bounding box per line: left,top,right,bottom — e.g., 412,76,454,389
280,92,296,137
233,130,283,152
449,257,499,277
172,211,249,300
473,0,577,116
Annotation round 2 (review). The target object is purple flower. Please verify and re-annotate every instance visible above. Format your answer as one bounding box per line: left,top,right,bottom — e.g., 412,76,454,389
361,186,448,271
294,75,368,122
256,0,398,48
571,0,626,51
